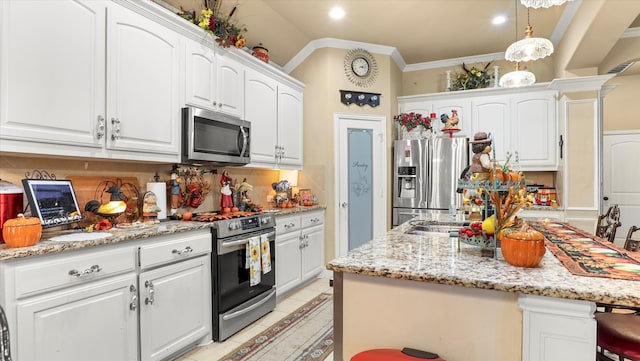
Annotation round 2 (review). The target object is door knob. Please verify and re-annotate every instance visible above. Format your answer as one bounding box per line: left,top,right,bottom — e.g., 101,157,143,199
603,196,609,201
341,202,348,208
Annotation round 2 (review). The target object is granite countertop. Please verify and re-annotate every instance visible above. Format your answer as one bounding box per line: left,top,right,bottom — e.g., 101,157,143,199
326,214,640,307
0,205,326,262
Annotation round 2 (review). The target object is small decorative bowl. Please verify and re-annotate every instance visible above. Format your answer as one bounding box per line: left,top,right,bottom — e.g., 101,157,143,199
2,214,42,248
500,230,546,267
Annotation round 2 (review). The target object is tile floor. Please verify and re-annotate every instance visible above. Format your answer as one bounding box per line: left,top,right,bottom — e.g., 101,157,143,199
175,276,334,361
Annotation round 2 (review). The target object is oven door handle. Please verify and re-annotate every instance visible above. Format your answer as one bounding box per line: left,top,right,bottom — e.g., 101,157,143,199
221,231,276,248
221,289,276,321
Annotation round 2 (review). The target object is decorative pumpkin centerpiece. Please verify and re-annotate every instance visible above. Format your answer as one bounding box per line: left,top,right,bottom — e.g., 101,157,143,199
489,184,544,267
499,223,546,268
2,213,42,248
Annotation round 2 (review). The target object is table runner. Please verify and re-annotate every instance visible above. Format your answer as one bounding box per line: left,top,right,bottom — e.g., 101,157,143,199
531,221,640,281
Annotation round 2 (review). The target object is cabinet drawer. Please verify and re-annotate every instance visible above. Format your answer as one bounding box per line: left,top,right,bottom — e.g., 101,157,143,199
139,231,212,269
14,246,135,299
276,214,301,235
301,211,324,228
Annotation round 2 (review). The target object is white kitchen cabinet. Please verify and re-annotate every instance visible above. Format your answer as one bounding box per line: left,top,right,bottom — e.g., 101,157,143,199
0,1,181,162
277,84,304,167
0,229,212,361
511,91,557,170
215,53,245,118
185,38,217,110
16,273,139,361
245,67,303,169
471,95,511,163
275,210,324,296
106,4,181,157
431,99,472,134
139,256,210,361
0,0,106,149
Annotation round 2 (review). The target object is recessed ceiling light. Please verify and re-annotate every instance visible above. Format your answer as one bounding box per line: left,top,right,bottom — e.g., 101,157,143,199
329,7,345,20
492,15,506,25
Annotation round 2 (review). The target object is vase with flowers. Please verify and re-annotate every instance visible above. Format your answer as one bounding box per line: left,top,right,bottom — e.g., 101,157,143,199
393,112,432,140
195,0,247,48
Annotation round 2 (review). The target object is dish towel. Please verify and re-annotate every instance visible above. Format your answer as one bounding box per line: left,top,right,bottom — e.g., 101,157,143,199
261,233,272,274
246,236,261,286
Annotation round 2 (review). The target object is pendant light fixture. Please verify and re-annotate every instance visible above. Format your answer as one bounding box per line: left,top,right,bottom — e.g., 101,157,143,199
501,0,536,88
520,0,571,9
499,62,536,88
504,7,554,62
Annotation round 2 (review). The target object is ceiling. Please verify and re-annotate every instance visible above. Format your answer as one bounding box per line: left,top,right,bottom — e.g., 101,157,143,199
165,0,640,75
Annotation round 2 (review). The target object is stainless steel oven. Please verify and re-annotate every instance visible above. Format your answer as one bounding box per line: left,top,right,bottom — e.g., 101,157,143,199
182,106,250,165
210,214,276,341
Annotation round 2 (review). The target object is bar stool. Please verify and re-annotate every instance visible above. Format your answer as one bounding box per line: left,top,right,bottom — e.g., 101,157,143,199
623,225,640,252
595,205,622,243
595,312,640,361
351,347,446,361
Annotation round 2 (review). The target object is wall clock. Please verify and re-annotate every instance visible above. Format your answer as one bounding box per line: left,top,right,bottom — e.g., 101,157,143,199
344,48,378,88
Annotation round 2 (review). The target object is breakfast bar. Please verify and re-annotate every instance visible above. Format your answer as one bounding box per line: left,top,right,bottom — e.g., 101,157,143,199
327,217,640,361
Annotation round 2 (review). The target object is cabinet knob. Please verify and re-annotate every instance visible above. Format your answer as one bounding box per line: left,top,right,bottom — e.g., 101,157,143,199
603,196,609,201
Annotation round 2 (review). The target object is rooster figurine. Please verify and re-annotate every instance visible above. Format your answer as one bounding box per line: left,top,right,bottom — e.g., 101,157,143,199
440,110,460,129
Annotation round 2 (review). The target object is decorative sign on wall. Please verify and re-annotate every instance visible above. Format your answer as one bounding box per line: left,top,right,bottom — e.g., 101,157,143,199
339,90,381,107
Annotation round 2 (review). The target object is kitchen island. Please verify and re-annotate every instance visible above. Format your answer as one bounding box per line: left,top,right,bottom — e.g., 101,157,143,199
327,216,640,361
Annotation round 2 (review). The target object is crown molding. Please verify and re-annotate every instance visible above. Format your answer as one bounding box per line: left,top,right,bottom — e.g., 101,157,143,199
404,52,505,73
548,74,616,92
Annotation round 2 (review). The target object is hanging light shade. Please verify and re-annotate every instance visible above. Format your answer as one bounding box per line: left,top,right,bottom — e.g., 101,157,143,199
499,63,536,88
504,8,554,62
520,0,571,9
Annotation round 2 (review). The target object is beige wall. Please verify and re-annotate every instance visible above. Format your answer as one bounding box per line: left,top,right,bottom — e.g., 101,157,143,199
290,47,401,263
604,73,640,131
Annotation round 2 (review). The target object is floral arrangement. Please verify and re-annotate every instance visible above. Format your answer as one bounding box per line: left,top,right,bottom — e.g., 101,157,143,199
488,185,534,235
449,62,492,91
195,0,247,48
393,112,432,131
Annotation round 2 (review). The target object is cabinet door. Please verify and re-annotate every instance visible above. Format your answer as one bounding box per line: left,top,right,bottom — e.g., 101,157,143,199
245,68,279,166
139,255,211,361
275,231,303,296
472,95,511,163
16,273,138,361
185,38,216,111
431,99,471,136
216,54,244,118
106,4,180,156
512,91,558,170
0,0,106,149
301,224,325,282
277,83,303,168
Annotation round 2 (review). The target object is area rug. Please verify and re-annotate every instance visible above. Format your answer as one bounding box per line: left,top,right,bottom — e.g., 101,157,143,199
532,221,640,280
220,292,333,361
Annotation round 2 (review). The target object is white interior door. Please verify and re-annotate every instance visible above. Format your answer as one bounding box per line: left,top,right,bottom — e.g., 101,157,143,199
335,113,386,258
603,131,640,246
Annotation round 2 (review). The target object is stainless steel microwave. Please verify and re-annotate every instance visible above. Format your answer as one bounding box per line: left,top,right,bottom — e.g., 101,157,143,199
182,107,251,165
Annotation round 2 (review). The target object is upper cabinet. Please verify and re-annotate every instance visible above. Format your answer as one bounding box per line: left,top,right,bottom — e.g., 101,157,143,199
0,1,181,162
184,39,244,119
398,87,559,171
245,66,304,169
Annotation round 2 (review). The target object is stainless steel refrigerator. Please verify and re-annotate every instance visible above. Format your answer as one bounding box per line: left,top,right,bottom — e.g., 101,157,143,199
392,136,469,226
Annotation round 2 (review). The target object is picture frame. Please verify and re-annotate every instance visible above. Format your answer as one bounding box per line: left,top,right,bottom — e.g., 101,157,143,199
22,179,83,228
299,189,312,203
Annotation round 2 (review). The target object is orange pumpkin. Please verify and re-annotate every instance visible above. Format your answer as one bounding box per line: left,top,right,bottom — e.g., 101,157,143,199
2,214,42,248
499,226,546,268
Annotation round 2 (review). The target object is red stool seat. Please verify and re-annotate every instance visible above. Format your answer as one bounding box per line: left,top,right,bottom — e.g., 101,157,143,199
595,312,640,360
351,348,446,361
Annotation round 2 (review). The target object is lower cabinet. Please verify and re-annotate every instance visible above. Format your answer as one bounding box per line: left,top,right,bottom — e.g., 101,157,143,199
16,273,139,361
0,229,212,361
275,210,325,296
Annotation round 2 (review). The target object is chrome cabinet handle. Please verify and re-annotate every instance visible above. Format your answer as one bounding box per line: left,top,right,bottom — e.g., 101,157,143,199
129,285,138,311
145,280,155,305
304,235,309,248
310,218,320,223
274,145,280,161
284,223,296,229
96,115,105,140
299,236,305,249
280,146,284,159
172,246,193,255
111,118,120,140
68,264,102,277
